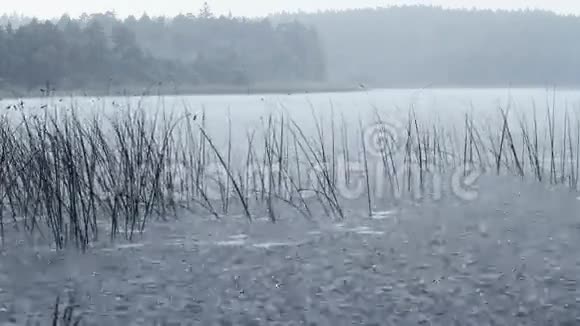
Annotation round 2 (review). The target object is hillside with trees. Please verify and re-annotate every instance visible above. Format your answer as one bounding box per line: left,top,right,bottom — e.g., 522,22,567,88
275,6,580,87
4,5,580,93
0,5,326,94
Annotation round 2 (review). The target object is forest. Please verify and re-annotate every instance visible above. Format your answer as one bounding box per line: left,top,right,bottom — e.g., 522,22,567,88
3,5,580,91
0,5,326,92
277,6,580,87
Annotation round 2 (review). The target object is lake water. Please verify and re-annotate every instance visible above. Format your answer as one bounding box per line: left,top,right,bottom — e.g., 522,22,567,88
1,87,578,149
1,90,579,325
1,87,578,117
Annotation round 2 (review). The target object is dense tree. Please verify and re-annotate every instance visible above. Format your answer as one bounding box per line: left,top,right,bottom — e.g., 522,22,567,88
5,6,580,90
275,6,580,87
0,13,30,28
6,19,67,89
199,2,214,19
0,9,326,91
125,13,326,84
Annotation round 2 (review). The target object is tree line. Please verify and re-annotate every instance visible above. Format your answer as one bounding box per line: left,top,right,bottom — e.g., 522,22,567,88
0,6,326,92
275,6,580,87
5,5,579,91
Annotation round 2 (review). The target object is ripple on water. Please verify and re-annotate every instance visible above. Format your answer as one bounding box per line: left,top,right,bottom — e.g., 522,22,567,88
356,230,386,236
100,243,146,252
215,240,246,246
252,242,299,249
338,226,386,236
371,210,398,220
229,234,248,240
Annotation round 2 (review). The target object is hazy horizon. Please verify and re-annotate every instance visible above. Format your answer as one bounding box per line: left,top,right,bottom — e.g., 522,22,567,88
3,0,580,19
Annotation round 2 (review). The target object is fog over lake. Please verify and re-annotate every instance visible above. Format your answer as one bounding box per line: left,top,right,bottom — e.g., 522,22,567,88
3,87,576,116
1,87,575,134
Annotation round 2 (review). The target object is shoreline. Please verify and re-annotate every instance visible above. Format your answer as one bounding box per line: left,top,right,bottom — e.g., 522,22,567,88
3,82,580,100
0,82,361,100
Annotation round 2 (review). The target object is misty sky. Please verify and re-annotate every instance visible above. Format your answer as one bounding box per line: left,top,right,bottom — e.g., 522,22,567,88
3,0,580,18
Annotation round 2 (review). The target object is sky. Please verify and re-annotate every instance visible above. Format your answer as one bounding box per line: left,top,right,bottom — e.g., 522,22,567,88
3,0,580,19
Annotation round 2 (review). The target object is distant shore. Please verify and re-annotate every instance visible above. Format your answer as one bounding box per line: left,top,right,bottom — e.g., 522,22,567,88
0,82,362,100
3,82,579,101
